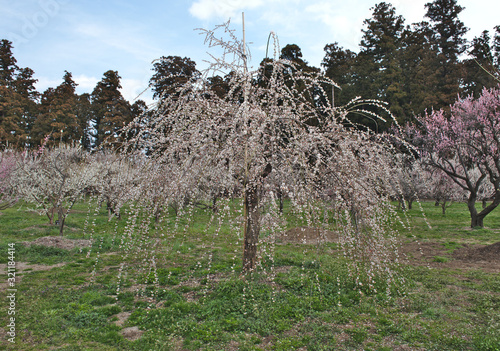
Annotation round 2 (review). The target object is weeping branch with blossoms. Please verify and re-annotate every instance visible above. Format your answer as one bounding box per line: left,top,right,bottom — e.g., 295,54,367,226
123,21,406,291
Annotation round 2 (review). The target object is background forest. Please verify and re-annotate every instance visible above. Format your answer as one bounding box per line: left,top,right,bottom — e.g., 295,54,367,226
1,0,500,150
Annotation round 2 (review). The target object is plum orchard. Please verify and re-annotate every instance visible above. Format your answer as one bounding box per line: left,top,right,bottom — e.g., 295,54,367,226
124,23,405,290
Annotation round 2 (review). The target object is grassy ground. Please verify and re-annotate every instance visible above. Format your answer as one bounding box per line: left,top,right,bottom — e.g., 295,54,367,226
0,199,499,350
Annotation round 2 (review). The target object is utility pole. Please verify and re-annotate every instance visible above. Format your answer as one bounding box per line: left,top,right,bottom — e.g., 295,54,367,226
332,86,335,108
242,12,247,73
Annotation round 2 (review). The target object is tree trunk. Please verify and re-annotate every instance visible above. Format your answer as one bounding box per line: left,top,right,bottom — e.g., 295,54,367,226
277,187,283,214
441,200,447,215
47,210,54,225
212,196,218,213
398,199,406,211
468,190,500,228
470,213,484,228
57,207,65,236
467,193,480,228
241,163,272,273
107,199,113,218
242,185,261,273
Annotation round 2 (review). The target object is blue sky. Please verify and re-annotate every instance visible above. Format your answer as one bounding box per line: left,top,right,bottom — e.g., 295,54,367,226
1,0,499,104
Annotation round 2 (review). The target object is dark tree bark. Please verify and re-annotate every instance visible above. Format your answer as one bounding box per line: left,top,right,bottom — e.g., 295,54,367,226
468,191,500,228
242,163,272,273
242,184,261,273
57,206,66,236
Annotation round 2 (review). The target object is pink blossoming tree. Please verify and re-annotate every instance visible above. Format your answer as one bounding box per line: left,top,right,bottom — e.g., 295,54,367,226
406,86,500,227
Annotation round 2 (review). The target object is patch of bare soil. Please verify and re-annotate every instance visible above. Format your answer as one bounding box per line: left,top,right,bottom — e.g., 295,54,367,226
401,241,500,273
276,227,339,244
114,312,131,327
453,242,500,262
120,326,144,341
21,236,92,250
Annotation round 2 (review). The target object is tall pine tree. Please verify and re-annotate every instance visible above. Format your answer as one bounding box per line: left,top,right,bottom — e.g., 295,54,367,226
322,42,357,107
400,21,441,117
32,71,81,147
150,56,199,101
355,2,406,128
0,40,38,148
91,70,132,148
463,30,498,97
75,93,93,150
424,0,468,109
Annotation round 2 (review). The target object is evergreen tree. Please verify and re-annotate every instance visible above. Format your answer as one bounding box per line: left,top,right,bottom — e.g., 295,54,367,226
75,93,93,150
493,26,500,69
150,56,199,100
400,21,441,117
424,0,468,108
322,42,357,107
124,99,149,148
0,40,17,84
32,71,80,147
463,30,498,97
280,44,316,72
279,44,324,126
207,75,230,99
91,70,132,148
355,2,406,128
0,40,38,149
130,99,147,118
15,67,39,147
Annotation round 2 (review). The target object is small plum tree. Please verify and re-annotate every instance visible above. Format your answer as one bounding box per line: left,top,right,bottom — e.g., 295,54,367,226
388,154,431,210
426,164,467,214
13,145,98,235
90,150,143,220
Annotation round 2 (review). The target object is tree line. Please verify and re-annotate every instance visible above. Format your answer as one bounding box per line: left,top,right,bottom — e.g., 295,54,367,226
0,43,148,150
1,0,500,150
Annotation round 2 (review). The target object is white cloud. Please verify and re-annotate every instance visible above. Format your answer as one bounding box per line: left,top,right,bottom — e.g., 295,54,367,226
72,75,153,104
73,74,99,95
304,1,370,51
73,22,163,63
34,76,62,93
380,0,427,29
120,78,153,104
189,0,265,20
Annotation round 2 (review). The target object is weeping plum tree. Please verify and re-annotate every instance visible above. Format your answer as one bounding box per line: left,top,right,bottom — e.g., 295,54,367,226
406,86,500,227
125,22,402,279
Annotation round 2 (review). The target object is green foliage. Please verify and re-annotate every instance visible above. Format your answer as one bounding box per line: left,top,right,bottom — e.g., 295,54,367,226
0,243,71,264
0,200,499,350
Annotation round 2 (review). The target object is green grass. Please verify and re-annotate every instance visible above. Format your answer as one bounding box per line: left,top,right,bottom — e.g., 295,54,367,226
0,199,499,350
